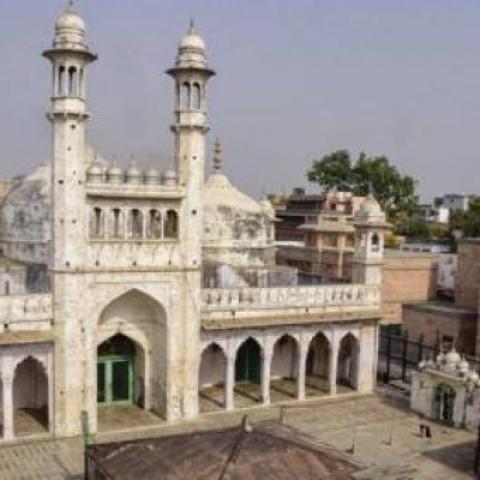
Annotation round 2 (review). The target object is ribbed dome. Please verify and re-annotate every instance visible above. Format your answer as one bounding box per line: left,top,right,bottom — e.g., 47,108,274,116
205,172,263,214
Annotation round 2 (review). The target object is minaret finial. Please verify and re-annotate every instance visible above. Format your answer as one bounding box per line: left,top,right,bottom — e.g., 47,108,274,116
213,138,223,172
189,17,195,33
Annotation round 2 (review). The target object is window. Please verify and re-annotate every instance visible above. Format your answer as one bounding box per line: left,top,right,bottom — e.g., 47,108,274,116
164,210,178,239
58,66,66,96
371,233,380,252
148,209,162,239
93,207,103,237
112,208,124,239
192,82,201,110
131,209,143,239
180,82,191,110
68,66,78,96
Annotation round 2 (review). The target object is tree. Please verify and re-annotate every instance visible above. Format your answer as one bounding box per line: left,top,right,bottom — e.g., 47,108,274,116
449,196,480,238
307,150,418,220
306,150,354,192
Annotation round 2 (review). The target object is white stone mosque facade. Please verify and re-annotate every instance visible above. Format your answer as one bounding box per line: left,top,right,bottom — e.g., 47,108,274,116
0,5,387,441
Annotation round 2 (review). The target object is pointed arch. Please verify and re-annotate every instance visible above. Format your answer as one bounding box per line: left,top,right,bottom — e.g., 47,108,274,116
13,356,49,436
306,331,330,396
270,334,298,400
337,333,359,390
199,342,227,412
97,289,167,417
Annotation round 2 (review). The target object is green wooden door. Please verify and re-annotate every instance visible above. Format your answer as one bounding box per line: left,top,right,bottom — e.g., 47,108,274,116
235,338,261,384
97,356,134,405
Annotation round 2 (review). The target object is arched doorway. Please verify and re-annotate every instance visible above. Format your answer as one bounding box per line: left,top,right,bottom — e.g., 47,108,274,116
97,289,167,418
97,334,137,406
433,383,456,425
235,338,262,405
13,357,48,436
337,333,359,391
306,332,330,396
270,335,298,401
198,343,226,412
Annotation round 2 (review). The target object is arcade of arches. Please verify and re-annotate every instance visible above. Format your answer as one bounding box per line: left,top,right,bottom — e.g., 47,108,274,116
199,329,364,413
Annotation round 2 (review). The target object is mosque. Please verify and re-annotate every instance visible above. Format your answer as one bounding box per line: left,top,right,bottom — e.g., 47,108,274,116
0,4,386,441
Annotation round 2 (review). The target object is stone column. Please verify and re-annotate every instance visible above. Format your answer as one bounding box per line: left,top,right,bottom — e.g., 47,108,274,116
329,339,339,396
261,350,272,406
47,352,54,433
1,370,14,441
225,355,235,411
297,343,308,401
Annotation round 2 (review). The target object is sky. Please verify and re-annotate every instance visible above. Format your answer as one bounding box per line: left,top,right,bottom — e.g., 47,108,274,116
0,0,480,201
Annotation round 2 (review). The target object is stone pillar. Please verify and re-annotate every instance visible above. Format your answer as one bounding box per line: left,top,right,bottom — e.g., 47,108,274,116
2,372,14,440
47,352,54,433
329,339,339,396
297,343,308,401
225,355,235,411
261,350,271,406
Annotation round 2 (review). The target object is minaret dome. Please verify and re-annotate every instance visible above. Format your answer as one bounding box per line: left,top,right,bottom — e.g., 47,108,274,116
53,2,87,50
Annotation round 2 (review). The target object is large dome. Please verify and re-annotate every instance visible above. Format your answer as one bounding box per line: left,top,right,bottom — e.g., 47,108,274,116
203,140,275,267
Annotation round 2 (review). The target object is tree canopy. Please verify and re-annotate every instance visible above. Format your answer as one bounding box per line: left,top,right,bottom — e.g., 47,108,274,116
307,150,418,219
449,196,480,238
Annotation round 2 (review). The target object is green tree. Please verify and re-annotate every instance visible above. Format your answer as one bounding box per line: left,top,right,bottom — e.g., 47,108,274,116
450,196,480,238
307,150,418,220
307,150,354,192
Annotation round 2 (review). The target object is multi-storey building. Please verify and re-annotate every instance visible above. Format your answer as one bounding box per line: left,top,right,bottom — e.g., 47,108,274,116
0,5,384,442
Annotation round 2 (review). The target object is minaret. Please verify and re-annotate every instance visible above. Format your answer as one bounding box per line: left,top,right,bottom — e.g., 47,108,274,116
351,195,390,285
42,3,97,437
167,22,215,267
43,2,97,271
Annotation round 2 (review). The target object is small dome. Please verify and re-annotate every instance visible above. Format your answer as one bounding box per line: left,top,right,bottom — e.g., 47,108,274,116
145,167,161,185
162,169,178,186
126,164,142,184
55,5,85,33
445,348,461,366
106,165,124,184
86,163,103,182
360,195,382,216
179,22,205,50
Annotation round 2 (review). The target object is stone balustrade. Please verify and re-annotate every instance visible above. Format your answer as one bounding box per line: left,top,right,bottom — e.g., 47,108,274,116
202,284,380,311
0,294,53,322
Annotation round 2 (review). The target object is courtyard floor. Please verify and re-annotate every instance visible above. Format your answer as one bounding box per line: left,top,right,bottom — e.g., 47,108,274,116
199,376,353,412
0,390,476,479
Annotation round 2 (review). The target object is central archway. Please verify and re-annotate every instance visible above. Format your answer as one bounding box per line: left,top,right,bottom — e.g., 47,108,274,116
97,289,167,418
97,334,138,406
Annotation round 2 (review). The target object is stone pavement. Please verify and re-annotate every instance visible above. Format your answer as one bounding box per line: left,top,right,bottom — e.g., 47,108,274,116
0,391,476,479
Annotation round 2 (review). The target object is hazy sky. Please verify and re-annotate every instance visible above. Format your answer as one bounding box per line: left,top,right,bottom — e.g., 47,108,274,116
1,0,480,201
